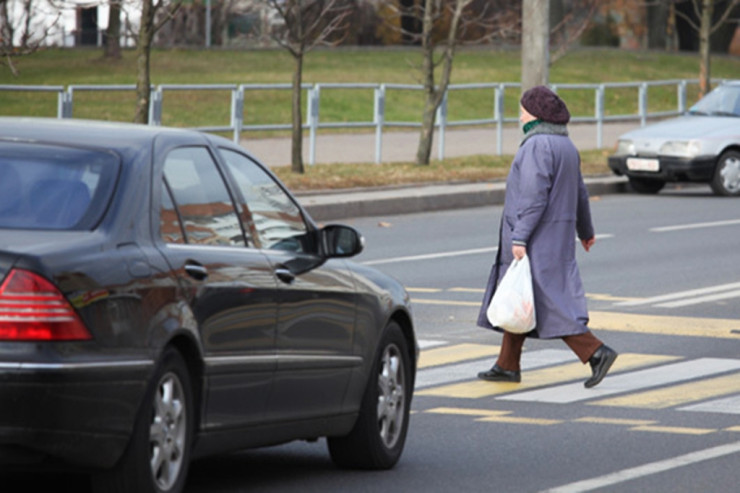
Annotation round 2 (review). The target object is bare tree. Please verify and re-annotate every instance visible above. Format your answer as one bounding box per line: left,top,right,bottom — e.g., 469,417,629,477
254,0,351,174
133,0,183,123
385,0,515,166
673,0,740,97
0,0,61,76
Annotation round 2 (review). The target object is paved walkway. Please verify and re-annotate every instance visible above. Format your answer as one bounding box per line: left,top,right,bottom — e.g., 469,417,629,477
241,121,640,168
238,122,638,221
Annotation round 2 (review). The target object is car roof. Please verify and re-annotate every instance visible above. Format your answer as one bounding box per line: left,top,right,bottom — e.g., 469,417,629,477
0,117,220,152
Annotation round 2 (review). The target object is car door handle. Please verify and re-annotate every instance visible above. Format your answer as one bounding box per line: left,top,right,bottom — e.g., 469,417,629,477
184,262,208,281
274,268,295,284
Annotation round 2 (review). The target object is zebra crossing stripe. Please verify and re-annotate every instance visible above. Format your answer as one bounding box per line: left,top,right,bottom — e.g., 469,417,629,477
499,358,740,404
418,343,499,369
680,394,740,415
416,349,576,390
590,373,740,409
416,353,677,399
589,311,740,339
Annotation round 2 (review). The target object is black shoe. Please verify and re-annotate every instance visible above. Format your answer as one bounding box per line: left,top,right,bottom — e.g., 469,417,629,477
477,364,521,383
584,345,618,388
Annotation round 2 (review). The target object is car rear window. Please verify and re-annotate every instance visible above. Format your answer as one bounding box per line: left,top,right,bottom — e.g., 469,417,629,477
0,142,119,230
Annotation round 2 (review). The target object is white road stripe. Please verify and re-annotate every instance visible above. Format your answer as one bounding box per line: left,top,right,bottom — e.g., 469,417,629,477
362,246,497,266
417,339,448,350
542,441,740,493
655,289,740,308
680,395,740,415
615,281,740,307
499,358,740,404
415,349,576,389
651,218,740,232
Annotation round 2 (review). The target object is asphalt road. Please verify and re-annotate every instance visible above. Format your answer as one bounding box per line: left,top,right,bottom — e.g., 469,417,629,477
6,186,740,492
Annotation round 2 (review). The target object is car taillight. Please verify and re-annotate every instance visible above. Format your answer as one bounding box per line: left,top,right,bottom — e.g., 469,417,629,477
0,269,92,341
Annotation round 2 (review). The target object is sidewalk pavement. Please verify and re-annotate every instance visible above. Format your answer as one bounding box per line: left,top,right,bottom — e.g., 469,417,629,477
240,122,638,221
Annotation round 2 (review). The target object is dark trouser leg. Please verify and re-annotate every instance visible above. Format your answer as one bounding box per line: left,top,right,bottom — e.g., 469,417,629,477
562,331,603,364
496,331,527,371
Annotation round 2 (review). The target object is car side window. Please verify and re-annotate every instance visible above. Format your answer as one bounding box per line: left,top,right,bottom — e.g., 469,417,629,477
160,182,185,244
218,148,311,253
163,147,245,247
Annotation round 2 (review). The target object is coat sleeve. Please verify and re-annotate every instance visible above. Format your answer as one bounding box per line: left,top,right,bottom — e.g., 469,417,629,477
575,163,595,240
511,138,552,246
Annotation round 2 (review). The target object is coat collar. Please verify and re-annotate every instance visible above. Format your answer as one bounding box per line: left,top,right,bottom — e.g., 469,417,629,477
520,122,568,146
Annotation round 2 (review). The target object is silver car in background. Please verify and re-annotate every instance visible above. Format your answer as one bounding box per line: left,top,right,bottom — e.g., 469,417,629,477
608,80,740,196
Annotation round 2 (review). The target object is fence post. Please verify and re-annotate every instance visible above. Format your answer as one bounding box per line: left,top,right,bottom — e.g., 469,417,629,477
639,82,647,127
596,85,605,149
307,85,320,166
61,88,73,118
231,86,244,143
149,86,162,126
495,84,504,156
436,90,448,161
374,84,385,164
678,80,687,114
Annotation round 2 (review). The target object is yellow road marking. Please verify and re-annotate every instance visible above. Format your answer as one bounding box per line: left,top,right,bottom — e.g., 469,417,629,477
406,287,443,293
726,426,740,433
412,298,480,307
416,353,679,398
574,417,656,426
590,373,740,409
586,293,640,302
477,415,563,426
449,287,485,293
590,311,740,339
631,425,716,435
418,343,499,369
424,407,509,417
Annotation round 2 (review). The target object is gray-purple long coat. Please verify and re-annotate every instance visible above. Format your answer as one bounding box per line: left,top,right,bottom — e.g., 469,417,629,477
477,123,594,339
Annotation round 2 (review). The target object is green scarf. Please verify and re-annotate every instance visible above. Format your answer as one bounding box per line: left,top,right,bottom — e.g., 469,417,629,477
523,119,543,134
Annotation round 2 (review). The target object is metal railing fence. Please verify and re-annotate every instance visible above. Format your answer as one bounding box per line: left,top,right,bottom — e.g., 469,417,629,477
0,79,706,164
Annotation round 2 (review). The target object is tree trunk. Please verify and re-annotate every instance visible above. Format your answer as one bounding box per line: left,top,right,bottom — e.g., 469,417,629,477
134,0,154,124
698,0,713,98
104,1,122,59
521,0,550,91
291,52,305,174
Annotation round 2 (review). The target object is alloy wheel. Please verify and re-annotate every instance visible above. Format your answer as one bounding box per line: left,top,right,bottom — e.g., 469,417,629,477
150,371,187,491
376,343,406,449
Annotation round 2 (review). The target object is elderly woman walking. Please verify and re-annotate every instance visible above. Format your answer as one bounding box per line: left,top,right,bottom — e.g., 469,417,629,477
477,85,617,388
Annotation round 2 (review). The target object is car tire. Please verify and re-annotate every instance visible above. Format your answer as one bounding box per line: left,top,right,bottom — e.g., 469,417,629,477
710,150,740,197
628,177,665,194
91,347,194,493
327,321,411,470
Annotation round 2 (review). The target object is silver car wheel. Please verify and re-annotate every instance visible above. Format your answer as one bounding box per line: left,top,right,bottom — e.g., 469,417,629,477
719,155,740,193
377,343,406,449
150,371,187,491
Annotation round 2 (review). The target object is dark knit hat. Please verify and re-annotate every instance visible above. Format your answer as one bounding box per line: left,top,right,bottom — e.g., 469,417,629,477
520,85,570,124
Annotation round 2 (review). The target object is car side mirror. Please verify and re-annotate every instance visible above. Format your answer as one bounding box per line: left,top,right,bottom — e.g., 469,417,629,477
321,224,364,258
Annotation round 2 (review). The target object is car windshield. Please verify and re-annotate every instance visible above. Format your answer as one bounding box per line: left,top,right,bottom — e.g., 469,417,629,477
688,84,740,117
0,142,119,230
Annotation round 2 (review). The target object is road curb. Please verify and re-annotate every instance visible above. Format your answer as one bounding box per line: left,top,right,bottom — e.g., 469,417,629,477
299,176,629,221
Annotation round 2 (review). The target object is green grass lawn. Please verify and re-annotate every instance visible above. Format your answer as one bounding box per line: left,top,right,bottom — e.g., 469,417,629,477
2,47,738,128
1,46,736,189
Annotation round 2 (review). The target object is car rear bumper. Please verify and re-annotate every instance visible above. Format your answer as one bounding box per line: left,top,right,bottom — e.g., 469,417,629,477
608,155,716,182
0,359,153,469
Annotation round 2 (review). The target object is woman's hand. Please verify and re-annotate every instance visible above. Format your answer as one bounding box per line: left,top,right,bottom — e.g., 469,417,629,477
581,237,596,252
512,245,526,260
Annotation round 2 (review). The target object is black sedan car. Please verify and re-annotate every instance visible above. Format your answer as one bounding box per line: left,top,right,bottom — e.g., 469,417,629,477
0,118,416,492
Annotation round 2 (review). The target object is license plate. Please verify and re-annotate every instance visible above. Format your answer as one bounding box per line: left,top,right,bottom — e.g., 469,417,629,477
626,157,660,172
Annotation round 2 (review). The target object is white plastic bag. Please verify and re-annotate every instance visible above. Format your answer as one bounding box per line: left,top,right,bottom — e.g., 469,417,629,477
486,255,536,334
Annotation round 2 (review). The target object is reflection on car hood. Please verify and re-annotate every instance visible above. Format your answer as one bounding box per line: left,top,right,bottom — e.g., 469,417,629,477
620,115,740,141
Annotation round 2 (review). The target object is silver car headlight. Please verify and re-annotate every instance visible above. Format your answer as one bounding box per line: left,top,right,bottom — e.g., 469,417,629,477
659,140,702,158
615,139,635,156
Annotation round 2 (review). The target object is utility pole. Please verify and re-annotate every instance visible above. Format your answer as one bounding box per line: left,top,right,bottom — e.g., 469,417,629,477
521,0,550,91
